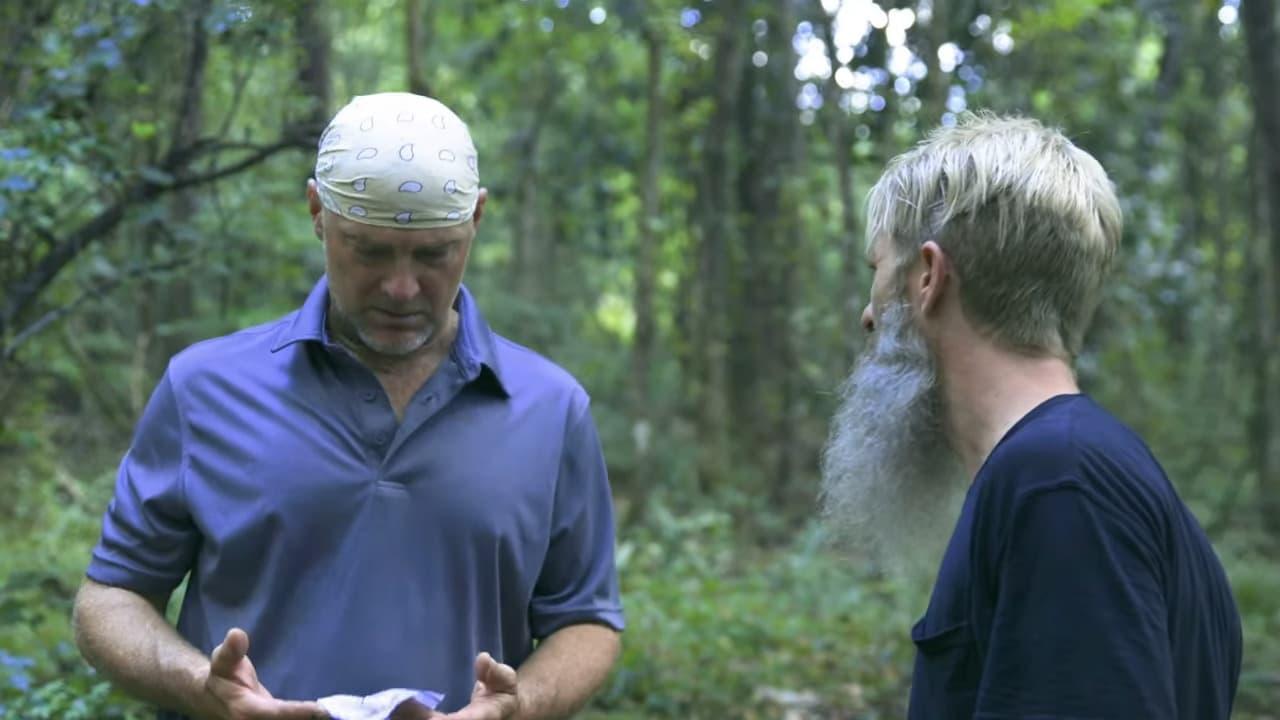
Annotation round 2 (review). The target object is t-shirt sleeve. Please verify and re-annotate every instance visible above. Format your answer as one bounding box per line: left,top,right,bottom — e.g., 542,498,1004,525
86,369,200,597
528,395,625,638
975,484,1176,719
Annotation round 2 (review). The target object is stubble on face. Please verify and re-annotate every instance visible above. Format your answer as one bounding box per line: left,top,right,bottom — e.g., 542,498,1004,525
328,291,438,358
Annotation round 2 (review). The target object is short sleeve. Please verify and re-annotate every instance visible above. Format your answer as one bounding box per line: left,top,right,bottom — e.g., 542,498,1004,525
975,485,1176,719
528,396,625,638
86,369,200,597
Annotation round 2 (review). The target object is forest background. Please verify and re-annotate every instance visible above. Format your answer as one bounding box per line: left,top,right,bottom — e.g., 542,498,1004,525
3,0,1280,717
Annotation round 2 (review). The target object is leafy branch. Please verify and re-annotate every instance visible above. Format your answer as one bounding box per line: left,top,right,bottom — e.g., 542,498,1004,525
0,131,311,364
2,255,195,362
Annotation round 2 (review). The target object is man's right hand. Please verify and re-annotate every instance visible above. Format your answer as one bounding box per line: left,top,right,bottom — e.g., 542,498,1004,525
195,627,329,720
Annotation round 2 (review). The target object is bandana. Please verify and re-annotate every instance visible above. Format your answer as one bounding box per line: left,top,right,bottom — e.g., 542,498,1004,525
314,92,479,229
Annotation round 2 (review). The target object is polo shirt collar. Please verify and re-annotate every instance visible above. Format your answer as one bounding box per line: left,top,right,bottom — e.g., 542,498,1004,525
271,275,332,350
271,276,510,397
450,284,509,397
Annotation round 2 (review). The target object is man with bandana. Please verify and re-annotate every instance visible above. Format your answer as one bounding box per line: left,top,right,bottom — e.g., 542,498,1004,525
821,113,1241,719
71,93,624,720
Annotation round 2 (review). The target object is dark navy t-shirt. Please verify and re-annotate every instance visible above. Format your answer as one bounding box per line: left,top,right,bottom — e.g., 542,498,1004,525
908,394,1241,720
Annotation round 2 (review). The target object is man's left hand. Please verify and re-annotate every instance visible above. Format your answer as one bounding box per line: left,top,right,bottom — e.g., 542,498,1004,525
432,652,520,720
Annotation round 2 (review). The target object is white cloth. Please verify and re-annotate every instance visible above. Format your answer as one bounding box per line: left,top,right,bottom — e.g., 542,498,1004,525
317,688,444,720
315,92,480,229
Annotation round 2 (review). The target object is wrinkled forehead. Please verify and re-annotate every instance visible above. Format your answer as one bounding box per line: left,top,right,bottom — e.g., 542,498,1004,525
323,205,474,247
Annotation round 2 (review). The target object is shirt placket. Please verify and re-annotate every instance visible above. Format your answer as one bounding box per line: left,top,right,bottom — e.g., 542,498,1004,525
323,344,400,472
378,356,476,476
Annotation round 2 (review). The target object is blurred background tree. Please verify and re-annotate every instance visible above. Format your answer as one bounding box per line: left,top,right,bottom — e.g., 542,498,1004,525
1,0,1277,717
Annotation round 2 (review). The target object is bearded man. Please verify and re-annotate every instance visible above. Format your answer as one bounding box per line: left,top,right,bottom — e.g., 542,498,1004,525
821,112,1241,720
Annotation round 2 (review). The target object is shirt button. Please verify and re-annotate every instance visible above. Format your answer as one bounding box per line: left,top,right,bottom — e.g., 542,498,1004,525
373,433,388,446
361,390,376,402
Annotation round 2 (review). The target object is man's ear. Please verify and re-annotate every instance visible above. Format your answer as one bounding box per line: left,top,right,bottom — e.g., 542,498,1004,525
471,187,488,229
306,179,324,240
917,240,951,315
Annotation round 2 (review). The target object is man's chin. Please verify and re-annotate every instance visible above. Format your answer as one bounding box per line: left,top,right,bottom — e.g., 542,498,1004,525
357,329,432,357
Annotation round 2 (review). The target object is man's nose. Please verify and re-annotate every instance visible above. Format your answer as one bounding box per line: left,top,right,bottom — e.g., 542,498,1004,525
383,267,420,302
860,302,875,334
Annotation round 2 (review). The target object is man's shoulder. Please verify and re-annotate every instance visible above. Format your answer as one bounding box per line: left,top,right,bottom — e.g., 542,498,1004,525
982,394,1141,479
489,333,589,406
976,394,1172,522
979,396,1081,485
166,311,299,385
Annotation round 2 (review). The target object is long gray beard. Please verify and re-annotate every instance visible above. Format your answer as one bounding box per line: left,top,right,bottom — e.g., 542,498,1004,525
819,303,967,576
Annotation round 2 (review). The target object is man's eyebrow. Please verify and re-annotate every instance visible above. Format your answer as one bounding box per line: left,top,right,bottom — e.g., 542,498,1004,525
341,233,463,250
415,239,460,253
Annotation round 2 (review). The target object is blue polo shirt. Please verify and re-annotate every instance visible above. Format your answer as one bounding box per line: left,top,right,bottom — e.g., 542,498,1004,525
908,394,1240,719
87,278,625,716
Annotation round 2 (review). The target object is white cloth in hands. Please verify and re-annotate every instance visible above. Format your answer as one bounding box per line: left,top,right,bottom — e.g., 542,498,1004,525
317,688,444,720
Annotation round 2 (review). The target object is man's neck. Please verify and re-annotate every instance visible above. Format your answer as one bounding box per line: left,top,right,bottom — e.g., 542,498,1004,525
938,334,1080,479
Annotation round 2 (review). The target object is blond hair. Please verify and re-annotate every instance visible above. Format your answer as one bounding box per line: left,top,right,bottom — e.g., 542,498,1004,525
865,112,1123,357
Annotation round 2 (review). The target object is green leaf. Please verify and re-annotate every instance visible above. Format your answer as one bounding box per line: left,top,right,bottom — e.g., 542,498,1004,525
129,121,156,140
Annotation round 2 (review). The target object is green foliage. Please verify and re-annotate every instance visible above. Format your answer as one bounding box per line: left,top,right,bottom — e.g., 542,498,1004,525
0,654,146,720
2,0,1278,717
1013,0,1115,34
1228,546,1280,712
593,508,922,719
0,447,149,718
4,478,1280,718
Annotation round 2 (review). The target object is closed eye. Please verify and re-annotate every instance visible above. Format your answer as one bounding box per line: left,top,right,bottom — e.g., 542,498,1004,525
356,245,393,261
414,245,453,263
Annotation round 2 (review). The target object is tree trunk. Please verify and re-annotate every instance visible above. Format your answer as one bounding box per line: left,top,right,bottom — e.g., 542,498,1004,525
819,15,863,368
731,0,804,510
1240,0,1280,541
632,22,663,499
151,0,212,373
915,0,951,122
509,71,556,303
771,1,805,513
294,0,332,142
694,0,746,493
406,0,433,97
